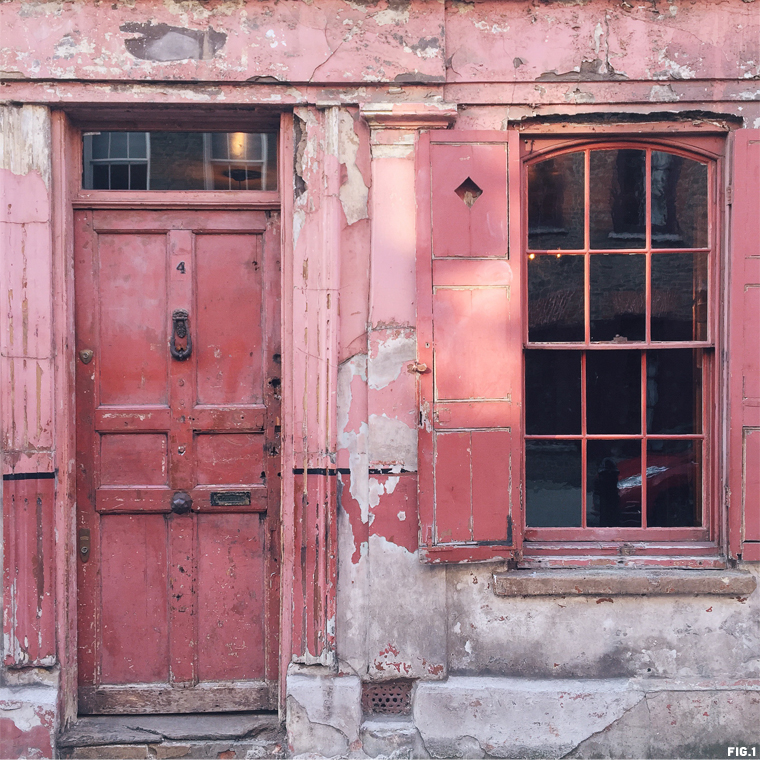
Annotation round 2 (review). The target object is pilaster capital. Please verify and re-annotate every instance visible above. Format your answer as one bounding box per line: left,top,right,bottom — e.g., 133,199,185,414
359,102,457,131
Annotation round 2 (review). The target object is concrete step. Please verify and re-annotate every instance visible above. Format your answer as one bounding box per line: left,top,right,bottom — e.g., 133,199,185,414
58,713,286,760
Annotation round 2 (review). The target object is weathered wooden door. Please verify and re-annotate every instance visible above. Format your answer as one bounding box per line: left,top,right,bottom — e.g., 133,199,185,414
75,209,280,713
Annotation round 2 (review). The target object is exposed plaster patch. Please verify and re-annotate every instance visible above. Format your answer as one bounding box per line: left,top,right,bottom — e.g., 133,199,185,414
657,50,697,80
373,7,410,26
538,59,627,81
53,33,95,60
286,695,349,757
0,107,51,187
0,687,56,733
370,143,415,159
474,20,510,33
337,355,369,521
368,331,416,390
565,87,596,104
367,535,447,679
649,84,680,102
368,475,400,511
368,414,417,471
120,22,227,61
337,111,370,226
414,677,646,759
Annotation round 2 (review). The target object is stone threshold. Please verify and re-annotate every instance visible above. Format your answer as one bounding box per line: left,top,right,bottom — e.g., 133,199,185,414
492,568,757,597
57,713,285,759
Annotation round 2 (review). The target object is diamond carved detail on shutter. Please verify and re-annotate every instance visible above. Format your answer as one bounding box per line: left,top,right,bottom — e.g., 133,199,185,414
454,177,483,208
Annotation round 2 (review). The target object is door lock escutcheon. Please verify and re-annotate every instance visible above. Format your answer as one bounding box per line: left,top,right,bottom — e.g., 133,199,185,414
79,528,91,562
170,309,192,361
79,349,94,364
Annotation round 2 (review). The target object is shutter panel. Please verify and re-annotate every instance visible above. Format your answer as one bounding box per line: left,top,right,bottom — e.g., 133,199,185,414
730,129,760,561
417,132,523,563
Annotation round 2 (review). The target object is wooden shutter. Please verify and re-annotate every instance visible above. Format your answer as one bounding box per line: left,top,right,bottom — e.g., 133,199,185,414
729,129,760,561
417,131,523,563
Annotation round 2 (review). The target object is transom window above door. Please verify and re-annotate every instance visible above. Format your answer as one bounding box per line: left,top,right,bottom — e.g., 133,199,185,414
82,131,278,191
524,145,713,538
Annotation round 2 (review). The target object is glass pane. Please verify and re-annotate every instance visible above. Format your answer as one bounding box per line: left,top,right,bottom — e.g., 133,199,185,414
109,132,129,158
590,253,645,342
528,152,585,250
587,439,642,528
91,133,109,160
587,350,641,434
525,350,581,435
130,163,148,191
110,163,129,190
651,253,708,341
646,440,701,527
647,349,702,435
149,132,205,190
526,440,582,527
528,255,584,342
82,132,278,191
590,149,646,249
651,152,708,249
128,132,147,159
92,164,109,190
246,133,263,161
211,132,229,160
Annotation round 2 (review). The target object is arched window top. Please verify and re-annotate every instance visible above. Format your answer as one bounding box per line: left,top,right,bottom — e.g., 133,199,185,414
527,146,709,252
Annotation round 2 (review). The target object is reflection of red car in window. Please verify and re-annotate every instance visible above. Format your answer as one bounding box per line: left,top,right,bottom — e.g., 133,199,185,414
614,450,698,527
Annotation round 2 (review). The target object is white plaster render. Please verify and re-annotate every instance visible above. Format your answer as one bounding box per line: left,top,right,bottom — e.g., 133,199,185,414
0,686,57,732
413,677,645,759
368,475,399,513
286,672,362,758
447,564,760,680
0,106,51,186
367,536,446,680
368,414,417,471
337,110,369,226
336,354,369,519
368,331,416,390
336,490,369,676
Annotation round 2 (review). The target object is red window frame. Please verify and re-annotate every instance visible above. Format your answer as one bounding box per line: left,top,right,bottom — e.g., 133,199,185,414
520,135,725,563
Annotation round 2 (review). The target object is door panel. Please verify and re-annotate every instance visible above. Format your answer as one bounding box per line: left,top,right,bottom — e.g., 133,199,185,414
76,209,280,714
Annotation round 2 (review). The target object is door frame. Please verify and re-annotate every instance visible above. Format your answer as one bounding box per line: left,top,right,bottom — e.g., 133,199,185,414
50,110,296,727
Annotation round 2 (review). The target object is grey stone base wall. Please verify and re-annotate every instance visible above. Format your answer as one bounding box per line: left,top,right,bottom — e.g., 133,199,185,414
286,671,759,759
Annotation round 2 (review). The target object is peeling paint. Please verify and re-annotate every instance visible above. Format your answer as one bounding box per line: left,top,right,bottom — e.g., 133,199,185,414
0,107,51,187
368,330,416,390
120,22,227,61
337,111,370,226
368,413,417,470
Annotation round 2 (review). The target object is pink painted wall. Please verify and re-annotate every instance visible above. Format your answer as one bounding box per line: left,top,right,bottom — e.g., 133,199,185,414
0,0,757,85
0,1,758,755
0,105,58,758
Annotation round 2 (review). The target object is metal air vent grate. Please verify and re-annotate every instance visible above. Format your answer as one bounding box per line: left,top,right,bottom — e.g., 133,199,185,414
361,679,413,715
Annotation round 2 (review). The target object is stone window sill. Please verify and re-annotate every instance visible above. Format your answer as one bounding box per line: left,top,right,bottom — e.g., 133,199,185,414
492,568,757,597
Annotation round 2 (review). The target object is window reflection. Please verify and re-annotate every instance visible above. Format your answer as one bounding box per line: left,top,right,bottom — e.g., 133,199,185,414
528,152,585,250
590,149,646,249
651,152,708,248
83,132,278,191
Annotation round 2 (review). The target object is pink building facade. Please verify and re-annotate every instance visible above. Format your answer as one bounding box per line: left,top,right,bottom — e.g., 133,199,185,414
1,0,759,756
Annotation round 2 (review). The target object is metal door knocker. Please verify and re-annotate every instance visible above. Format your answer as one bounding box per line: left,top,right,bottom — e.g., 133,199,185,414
170,309,192,361
171,491,193,514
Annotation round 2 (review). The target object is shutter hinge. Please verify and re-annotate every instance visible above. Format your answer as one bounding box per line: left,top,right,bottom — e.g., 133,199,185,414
726,185,733,205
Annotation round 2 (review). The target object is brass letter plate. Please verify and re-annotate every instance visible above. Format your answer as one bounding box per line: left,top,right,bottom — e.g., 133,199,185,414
210,491,251,507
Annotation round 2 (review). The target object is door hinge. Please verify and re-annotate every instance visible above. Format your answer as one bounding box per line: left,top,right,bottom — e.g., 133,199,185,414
726,185,733,205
